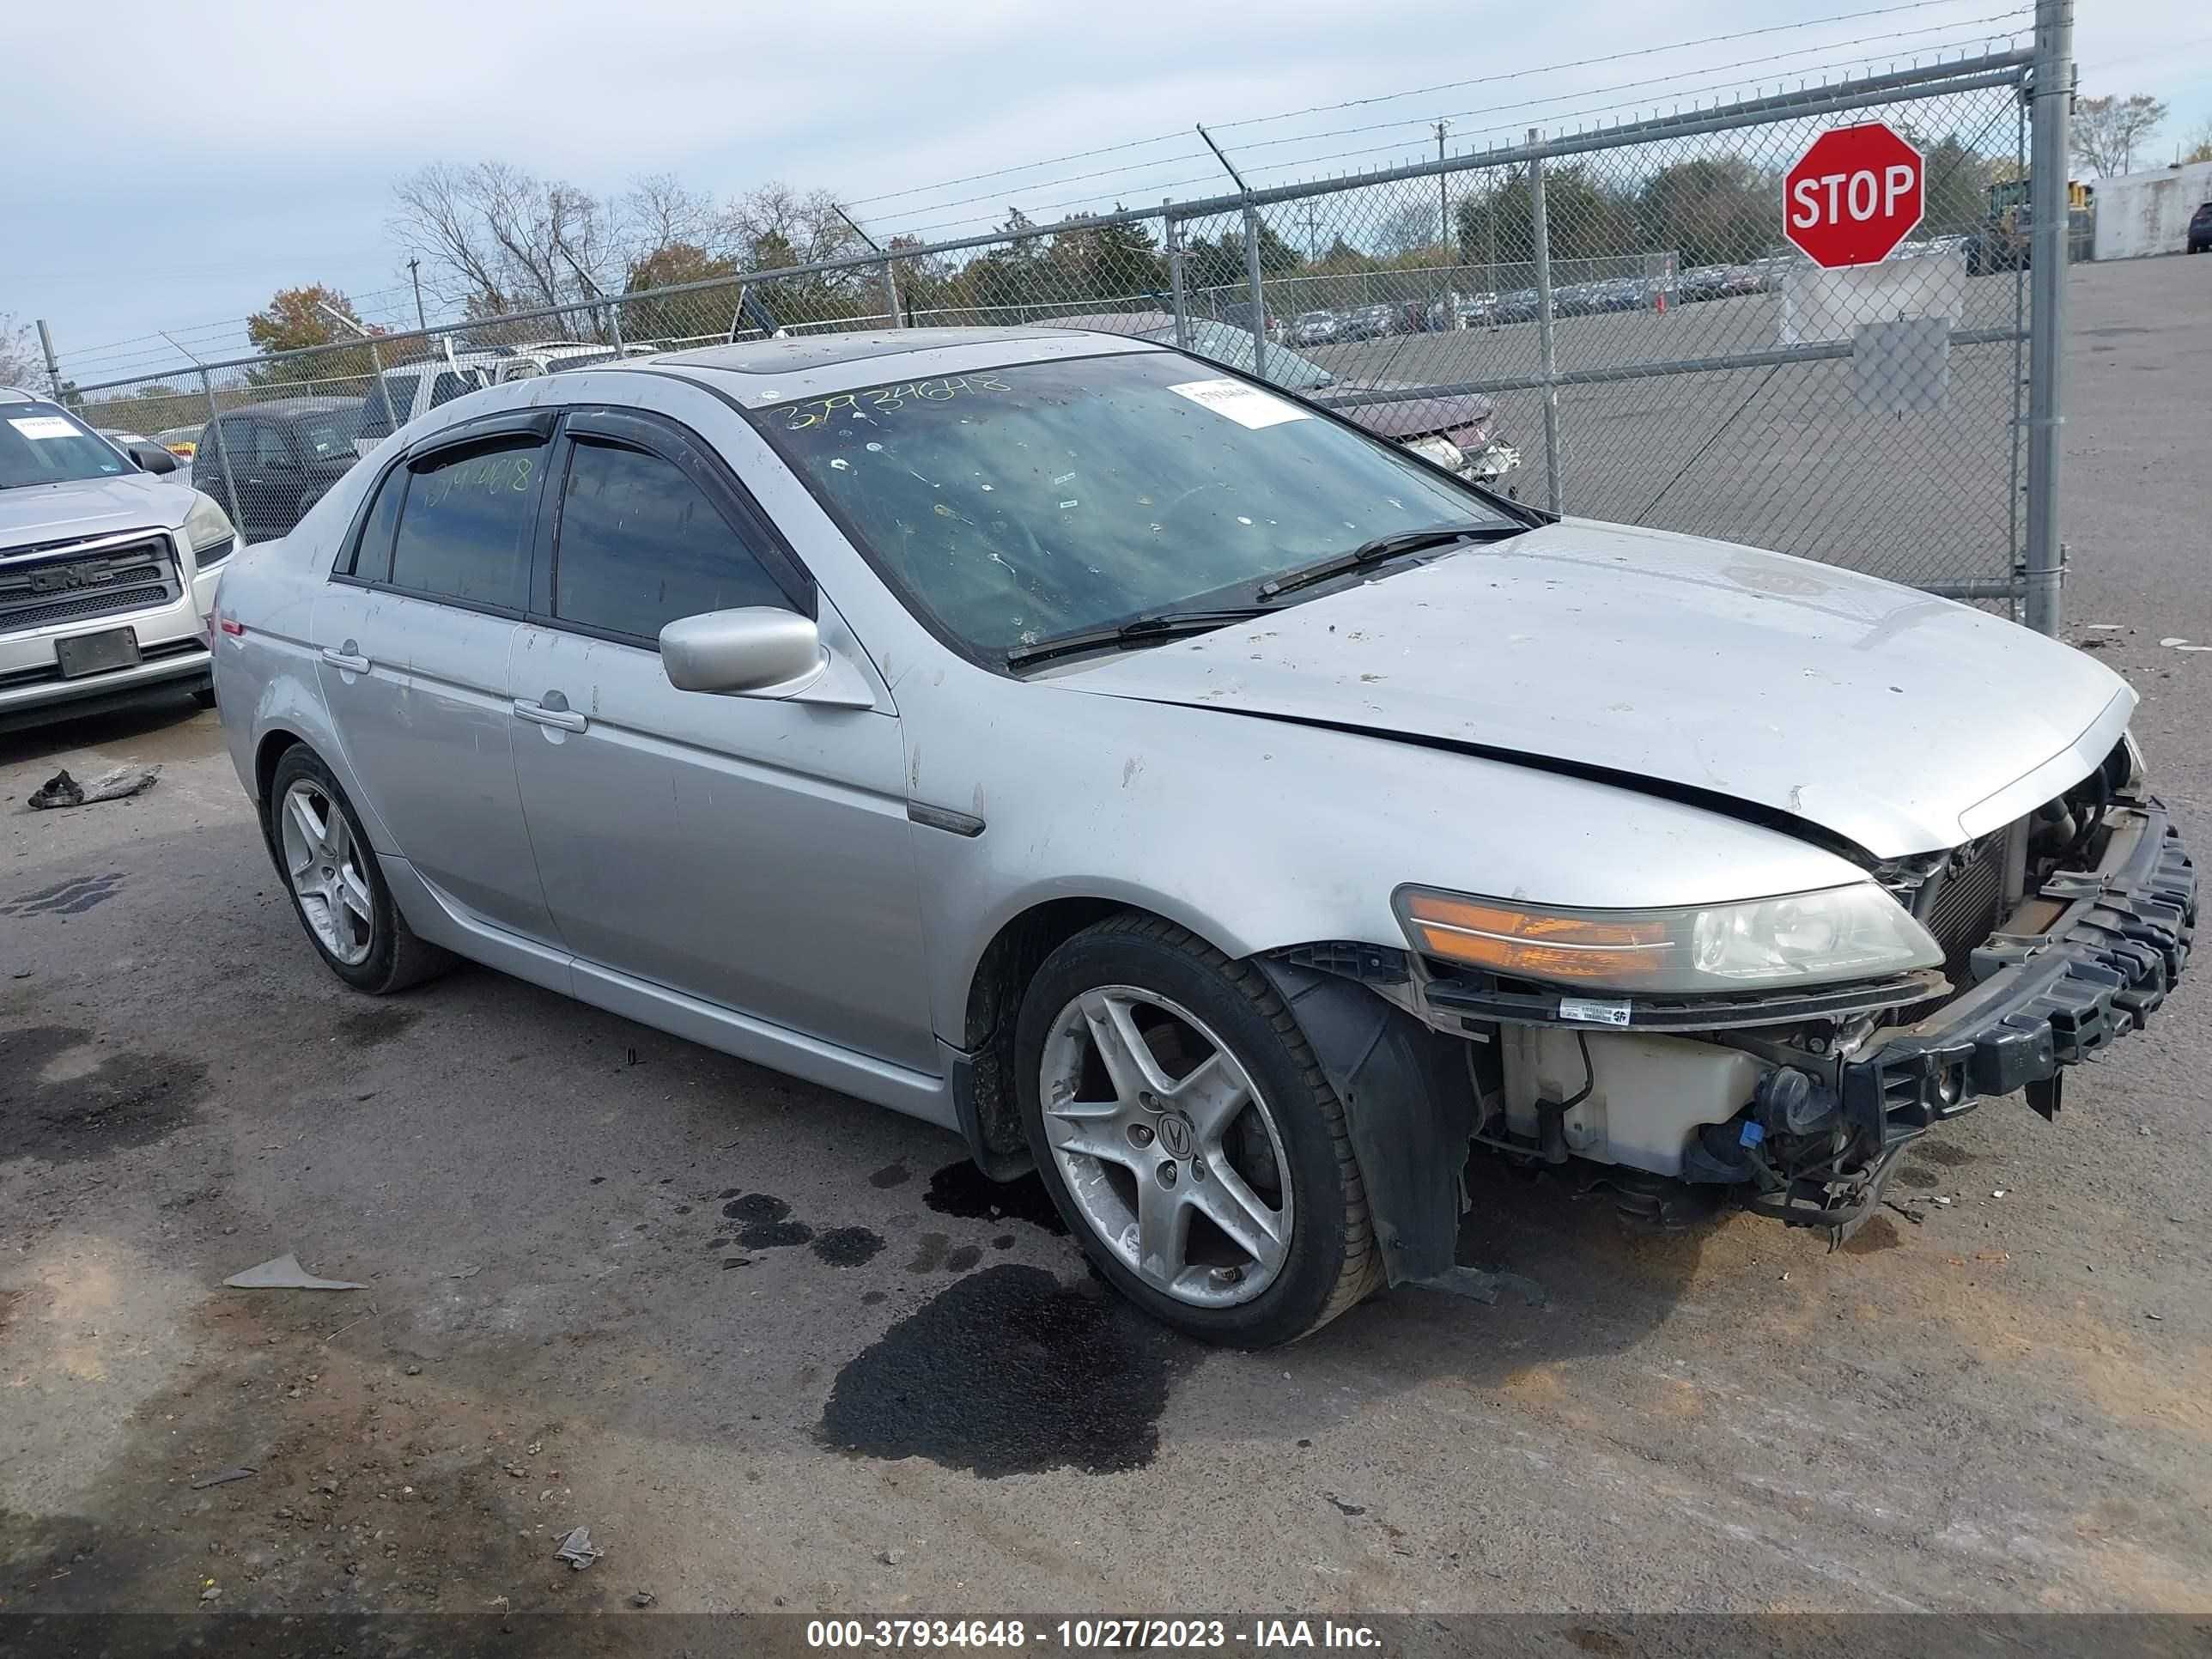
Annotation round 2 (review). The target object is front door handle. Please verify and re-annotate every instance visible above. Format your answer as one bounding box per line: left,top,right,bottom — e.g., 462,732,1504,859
514,699,586,733
320,643,370,673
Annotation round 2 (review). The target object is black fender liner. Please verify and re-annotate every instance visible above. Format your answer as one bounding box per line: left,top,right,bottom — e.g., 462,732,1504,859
1255,957,1476,1286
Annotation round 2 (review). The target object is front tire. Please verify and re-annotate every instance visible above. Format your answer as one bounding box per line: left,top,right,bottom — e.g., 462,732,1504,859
266,746,452,995
1013,914,1381,1346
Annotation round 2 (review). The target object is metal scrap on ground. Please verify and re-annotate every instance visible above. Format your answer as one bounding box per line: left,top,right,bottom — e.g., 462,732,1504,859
222,1253,367,1291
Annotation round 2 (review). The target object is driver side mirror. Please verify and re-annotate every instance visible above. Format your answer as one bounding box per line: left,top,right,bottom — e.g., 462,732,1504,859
127,442,179,476
660,607,827,696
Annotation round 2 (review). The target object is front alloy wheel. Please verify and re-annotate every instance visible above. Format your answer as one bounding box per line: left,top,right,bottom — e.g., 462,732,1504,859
1015,914,1381,1346
1039,986,1293,1307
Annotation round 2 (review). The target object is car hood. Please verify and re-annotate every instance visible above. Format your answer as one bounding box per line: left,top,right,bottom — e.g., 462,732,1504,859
1314,382,1492,441
0,472,194,548
1047,519,2135,860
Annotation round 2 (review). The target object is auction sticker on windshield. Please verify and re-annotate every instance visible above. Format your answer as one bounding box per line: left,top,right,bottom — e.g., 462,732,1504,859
1167,378,1310,430
8,416,78,441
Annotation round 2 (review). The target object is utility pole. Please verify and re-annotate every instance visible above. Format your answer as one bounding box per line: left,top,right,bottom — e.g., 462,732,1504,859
1434,120,1452,249
407,258,427,331
1297,204,1323,264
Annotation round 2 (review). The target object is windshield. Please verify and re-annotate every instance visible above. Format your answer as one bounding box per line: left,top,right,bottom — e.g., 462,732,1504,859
758,350,1514,659
1,402,133,490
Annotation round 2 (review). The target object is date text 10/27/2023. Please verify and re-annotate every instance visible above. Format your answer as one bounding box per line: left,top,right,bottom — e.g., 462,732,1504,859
805,1620,1385,1650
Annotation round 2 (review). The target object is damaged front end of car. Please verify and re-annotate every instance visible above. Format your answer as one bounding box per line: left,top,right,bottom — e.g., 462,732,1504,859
1261,739,2195,1274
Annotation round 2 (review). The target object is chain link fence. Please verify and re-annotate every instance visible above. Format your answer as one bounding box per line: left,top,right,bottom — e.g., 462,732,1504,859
53,41,2064,617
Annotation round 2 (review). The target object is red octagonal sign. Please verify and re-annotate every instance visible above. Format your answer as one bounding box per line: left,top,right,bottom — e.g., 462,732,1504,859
1784,122,1924,269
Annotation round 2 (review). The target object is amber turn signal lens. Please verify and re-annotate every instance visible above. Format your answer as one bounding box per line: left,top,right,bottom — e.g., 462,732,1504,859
1399,892,1673,980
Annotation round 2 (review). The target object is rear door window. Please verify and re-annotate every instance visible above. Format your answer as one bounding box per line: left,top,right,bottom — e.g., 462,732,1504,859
386,438,546,612
428,372,475,410
550,440,793,641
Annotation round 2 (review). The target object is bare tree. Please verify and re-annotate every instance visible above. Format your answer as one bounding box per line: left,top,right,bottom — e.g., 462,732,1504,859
0,312,43,388
2184,121,2212,166
1373,199,1443,260
2070,93,2168,179
720,183,869,282
389,163,622,331
622,173,719,260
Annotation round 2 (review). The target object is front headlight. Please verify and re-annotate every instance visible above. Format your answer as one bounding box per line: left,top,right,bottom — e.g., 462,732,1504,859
1405,434,1466,471
1394,883,1942,994
184,490,238,562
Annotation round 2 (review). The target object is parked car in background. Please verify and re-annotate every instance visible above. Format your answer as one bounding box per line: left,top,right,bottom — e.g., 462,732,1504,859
194,398,364,543
1122,318,1520,484
211,327,2191,1346
155,425,200,459
1289,310,1340,346
1492,289,1541,324
2190,202,2212,253
2,386,236,727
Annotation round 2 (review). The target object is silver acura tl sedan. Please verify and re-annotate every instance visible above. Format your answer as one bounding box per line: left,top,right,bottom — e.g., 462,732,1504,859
211,327,2196,1346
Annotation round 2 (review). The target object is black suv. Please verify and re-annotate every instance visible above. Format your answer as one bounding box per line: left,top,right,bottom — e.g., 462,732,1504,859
194,398,365,542
2189,202,2212,255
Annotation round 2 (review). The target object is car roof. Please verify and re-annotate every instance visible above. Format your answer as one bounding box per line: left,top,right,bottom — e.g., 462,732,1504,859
637,325,1163,407
214,397,365,423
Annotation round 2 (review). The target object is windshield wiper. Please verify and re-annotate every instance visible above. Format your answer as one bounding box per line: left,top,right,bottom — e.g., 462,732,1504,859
1004,607,1272,670
1255,522,1528,602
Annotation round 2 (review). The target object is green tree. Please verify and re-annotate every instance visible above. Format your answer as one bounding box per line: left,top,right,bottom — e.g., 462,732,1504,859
1457,167,1636,270
1638,158,1775,268
622,242,740,343
245,284,382,386
1917,135,1998,237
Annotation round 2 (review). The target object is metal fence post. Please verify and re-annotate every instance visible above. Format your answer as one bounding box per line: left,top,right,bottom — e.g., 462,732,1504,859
35,319,64,400
1241,206,1269,382
1166,206,1192,352
198,368,244,536
1527,129,1564,513
882,255,903,329
2022,0,2073,637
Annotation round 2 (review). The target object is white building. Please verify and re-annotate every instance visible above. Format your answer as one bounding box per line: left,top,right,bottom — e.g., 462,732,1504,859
2090,158,2212,260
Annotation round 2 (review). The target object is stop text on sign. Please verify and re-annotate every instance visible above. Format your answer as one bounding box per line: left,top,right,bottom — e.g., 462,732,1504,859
1789,164,1918,228
1782,122,1924,269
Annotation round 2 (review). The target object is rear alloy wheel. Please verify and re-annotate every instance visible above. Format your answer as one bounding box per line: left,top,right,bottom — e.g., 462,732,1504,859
1015,914,1380,1346
266,746,452,995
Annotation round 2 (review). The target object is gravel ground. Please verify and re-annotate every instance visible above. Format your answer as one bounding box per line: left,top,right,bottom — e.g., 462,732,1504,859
0,254,2206,1646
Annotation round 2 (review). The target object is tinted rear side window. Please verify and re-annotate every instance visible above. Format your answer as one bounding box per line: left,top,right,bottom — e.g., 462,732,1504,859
551,441,792,641
429,372,472,409
387,440,544,611
345,465,407,580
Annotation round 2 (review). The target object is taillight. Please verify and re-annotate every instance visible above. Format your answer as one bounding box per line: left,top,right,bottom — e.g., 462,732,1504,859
213,609,245,639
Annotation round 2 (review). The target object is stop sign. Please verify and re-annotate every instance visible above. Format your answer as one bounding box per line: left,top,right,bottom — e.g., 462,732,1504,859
1783,122,1924,268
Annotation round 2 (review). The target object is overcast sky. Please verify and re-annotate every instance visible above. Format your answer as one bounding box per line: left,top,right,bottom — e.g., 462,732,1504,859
9,0,2206,382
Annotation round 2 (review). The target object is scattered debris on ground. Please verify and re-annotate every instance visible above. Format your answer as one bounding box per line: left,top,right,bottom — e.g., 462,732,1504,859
222,1253,367,1291
27,765,161,810
554,1526,603,1571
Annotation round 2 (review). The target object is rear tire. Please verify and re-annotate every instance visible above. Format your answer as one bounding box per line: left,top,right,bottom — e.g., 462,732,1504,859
266,746,453,996
1013,913,1381,1346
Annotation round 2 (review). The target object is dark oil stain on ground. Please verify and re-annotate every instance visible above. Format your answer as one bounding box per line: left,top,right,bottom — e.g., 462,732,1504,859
945,1244,983,1273
817,1264,1194,1478
1,1026,208,1164
811,1226,886,1267
738,1219,814,1249
924,1161,1069,1237
0,871,127,919
1912,1141,1974,1169
1840,1214,1903,1255
334,1006,423,1048
861,1291,887,1306
908,1232,951,1272
1894,1164,1942,1188
992,1234,1015,1250
868,1162,911,1189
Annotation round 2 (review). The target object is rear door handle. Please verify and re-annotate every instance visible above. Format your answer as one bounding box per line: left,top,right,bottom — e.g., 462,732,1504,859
514,699,586,733
320,646,370,673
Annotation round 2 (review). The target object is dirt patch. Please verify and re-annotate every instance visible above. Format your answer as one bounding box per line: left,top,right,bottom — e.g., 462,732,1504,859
1840,1215,1905,1255
332,1006,425,1049
0,1026,207,1164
